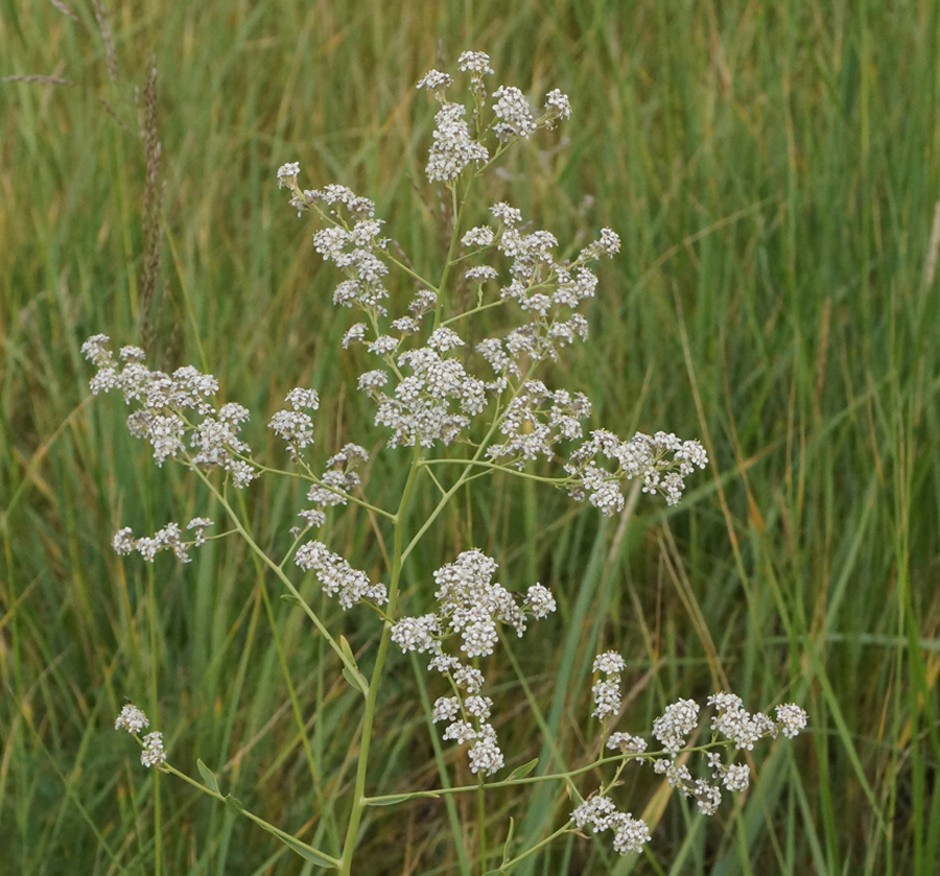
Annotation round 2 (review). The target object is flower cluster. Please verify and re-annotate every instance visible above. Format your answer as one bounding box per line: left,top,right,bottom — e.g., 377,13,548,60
141,732,166,768
116,704,167,768
292,444,371,534
571,795,651,855
81,336,257,487
366,333,492,448
416,50,574,178
646,692,808,815
591,651,627,720
294,541,387,610
577,656,808,853
115,703,149,734
112,518,213,564
565,429,709,513
486,381,591,468
268,387,319,461
391,550,556,775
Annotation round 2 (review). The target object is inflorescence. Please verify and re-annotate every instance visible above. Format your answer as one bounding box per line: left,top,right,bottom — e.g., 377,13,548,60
94,50,803,865
570,653,809,854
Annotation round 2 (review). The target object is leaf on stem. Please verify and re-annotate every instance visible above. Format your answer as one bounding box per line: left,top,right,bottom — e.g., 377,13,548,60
196,758,220,794
506,759,538,781
366,791,442,807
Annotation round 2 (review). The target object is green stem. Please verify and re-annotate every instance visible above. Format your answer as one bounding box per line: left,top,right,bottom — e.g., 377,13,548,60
188,464,358,681
160,763,341,868
419,457,571,486
363,750,656,805
477,780,487,870
338,444,423,876
500,823,574,871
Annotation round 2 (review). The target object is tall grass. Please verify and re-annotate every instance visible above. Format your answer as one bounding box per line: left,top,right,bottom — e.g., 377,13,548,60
2,0,938,873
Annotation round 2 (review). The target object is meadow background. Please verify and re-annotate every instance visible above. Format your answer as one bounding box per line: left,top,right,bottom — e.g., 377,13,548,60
2,0,939,874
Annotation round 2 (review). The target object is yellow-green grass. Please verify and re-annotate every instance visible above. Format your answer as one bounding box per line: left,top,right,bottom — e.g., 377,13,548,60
1,1,938,873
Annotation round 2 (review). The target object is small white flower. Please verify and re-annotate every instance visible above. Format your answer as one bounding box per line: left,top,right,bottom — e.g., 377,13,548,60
432,697,460,723
140,731,166,768
464,695,493,719
593,651,626,676
611,814,651,854
416,69,452,92
113,527,136,555
467,724,504,775
457,51,494,77
277,162,300,188
115,703,149,734
525,584,556,618
652,699,700,753
186,517,213,546
491,86,536,141
442,720,476,745
427,327,465,352
543,88,571,122
606,732,647,756
342,324,368,348
592,679,621,720
461,226,495,248
775,703,808,738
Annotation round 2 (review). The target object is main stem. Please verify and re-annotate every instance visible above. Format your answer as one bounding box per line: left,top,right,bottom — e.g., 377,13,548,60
338,444,423,875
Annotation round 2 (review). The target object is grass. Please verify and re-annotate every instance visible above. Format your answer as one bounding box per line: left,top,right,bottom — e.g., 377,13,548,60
1,0,939,873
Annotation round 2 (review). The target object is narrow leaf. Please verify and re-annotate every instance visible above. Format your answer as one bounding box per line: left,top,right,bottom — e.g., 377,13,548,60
196,758,220,794
342,666,369,697
501,816,515,864
507,759,538,781
367,791,441,807
224,794,245,815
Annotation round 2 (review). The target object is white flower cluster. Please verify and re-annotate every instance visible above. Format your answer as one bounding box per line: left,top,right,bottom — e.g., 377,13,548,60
115,704,167,768
416,51,574,180
140,731,166,768
391,550,556,776
584,658,808,827
591,650,627,720
282,179,376,221
81,335,257,487
115,703,149,734
294,541,387,611
486,381,591,468
571,794,651,855
368,336,493,448
112,517,213,564
268,387,319,461
645,691,807,816
565,429,709,514
275,66,706,503
473,203,618,367
293,444,371,534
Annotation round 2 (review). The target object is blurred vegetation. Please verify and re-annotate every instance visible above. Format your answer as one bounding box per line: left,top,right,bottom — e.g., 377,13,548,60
1,0,938,874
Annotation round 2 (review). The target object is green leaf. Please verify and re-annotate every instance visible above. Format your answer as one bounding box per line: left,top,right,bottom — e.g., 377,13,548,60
222,795,338,867
262,829,339,868
338,636,369,696
507,758,538,781
196,758,220,794
501,816,515,864
224,794,245,815
342,666,369,697
280,594,302,606
366,791,441,807
339,635,357,664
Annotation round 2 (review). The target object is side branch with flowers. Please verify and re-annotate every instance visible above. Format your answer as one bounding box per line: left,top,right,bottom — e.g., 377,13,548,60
88,50,806,875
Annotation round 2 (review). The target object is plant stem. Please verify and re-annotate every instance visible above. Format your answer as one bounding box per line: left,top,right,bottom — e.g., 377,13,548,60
338,444,423,875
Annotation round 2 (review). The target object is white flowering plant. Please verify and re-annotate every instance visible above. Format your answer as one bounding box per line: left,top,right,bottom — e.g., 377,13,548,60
90,51,806,874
